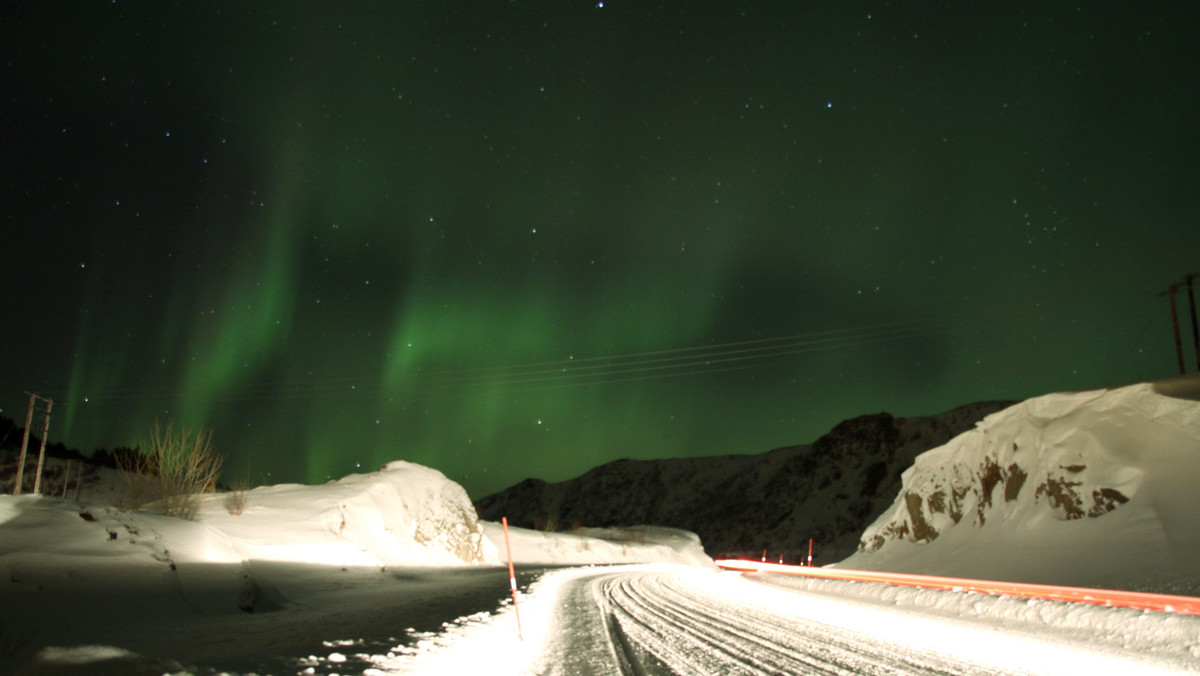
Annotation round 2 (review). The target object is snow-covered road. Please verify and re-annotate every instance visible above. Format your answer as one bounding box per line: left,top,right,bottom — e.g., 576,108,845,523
483,565,1199,676
535,569,1012,675
29,560,1189,674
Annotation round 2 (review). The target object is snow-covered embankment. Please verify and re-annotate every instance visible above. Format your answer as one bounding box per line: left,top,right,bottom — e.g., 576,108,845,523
842,375,1200,594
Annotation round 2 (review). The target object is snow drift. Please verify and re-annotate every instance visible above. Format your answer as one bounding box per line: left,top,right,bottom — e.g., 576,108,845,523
196,460,496,567
843,375,1200,594
484,522,714,567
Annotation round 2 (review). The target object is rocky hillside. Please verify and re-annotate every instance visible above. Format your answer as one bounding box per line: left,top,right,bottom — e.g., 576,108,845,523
474,401,1013,563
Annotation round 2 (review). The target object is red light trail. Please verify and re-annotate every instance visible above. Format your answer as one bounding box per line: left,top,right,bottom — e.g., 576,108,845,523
715,559,1200,616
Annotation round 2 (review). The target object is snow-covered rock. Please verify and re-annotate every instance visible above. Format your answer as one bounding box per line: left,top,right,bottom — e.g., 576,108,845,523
0,461,502,625
198,460,499,566
843,375,1200,594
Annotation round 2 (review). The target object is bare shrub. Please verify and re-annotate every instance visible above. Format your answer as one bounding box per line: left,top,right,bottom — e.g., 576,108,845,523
117,421,223,519
224,481,249,516
149,421,223,519
115,445,156,508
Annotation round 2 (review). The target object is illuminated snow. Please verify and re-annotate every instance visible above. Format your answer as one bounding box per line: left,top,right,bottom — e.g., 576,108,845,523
3,376,1199,674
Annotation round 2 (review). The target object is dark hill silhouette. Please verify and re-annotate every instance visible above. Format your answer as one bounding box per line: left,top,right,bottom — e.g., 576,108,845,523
475,401,1013,563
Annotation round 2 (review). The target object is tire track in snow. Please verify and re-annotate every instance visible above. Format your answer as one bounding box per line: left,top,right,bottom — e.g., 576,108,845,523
546,569,1022,676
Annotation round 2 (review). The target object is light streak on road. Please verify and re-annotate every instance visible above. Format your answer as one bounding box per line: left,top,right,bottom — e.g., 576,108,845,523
716,559,1200,616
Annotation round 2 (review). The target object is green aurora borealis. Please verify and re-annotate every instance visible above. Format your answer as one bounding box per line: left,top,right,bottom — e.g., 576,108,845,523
3,2,1197,497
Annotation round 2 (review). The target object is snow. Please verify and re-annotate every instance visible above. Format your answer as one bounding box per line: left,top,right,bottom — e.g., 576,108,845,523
718,570,1200,675
292,565,1200,675
843,374,1200,595
0,459,709,674
3,376,1199,673
483,522,713,567
191,460,497,568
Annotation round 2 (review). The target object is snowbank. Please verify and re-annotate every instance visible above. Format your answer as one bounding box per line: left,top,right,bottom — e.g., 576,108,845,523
483,522,713,567
842,375,1200,594
196,460,497,567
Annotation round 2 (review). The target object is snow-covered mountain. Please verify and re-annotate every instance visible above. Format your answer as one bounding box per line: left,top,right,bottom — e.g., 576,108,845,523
475,400,1013,564
842,374,1200,595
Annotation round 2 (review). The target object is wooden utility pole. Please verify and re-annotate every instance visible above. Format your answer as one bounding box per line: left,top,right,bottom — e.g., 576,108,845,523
12,393,53,496
32,397,53,494
1185,273,1199,371
1163,283,1186,375
13,393,36,495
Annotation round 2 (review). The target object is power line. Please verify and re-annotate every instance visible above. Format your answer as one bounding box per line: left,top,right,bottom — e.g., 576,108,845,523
40,305,1028,410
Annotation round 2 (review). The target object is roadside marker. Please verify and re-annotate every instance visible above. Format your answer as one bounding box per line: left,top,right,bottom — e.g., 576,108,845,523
502,516,523,640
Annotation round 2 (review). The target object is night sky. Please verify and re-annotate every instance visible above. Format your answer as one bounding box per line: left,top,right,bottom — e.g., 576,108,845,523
3,2,1197,498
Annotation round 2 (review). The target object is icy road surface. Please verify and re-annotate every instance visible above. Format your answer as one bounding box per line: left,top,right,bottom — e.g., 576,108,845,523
535,568,1021,675
401,564,1200,675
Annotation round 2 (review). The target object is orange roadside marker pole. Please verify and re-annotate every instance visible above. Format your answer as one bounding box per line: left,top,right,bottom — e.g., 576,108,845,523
502,516,523,640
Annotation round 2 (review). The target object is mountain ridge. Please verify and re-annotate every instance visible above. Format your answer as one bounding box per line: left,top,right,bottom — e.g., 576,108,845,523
474,400,1014,563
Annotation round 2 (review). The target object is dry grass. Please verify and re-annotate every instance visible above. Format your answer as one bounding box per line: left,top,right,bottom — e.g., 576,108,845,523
224,481,249,516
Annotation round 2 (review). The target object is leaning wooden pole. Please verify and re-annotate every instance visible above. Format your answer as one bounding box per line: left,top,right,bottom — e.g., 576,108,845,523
12,393,36,495
1165,283,1186,375
32,398,53,495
